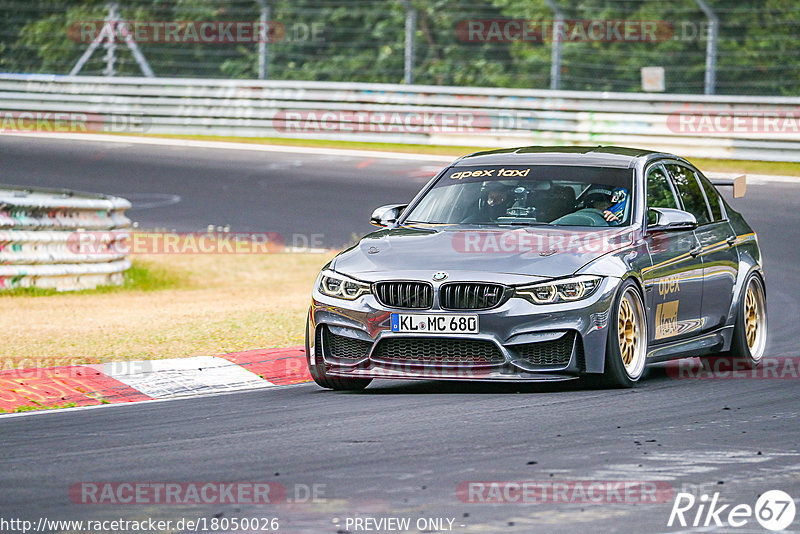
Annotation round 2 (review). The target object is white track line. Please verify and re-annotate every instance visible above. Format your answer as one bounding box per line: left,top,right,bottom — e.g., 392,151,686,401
2,132,797,183
90,356,275,399
0,382,310,420
0,132,456,162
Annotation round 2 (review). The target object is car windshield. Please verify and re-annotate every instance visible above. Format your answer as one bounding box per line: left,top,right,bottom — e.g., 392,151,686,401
404,164,635,227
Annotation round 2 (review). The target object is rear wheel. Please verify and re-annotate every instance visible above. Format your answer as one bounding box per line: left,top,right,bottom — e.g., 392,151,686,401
706,273,767,370
599,280,648,388
305,318,372,391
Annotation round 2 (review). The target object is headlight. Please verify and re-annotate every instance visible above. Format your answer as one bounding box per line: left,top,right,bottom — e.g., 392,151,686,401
318,270,371,300
515,275,602,304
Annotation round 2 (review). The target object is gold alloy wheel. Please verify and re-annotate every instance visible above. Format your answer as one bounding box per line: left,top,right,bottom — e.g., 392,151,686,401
617,286,647,380
742,277,767,362
618,295,638,366
745,286,759,349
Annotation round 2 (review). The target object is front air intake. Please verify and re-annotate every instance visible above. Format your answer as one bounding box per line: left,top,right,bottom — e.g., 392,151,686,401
372,337,505,366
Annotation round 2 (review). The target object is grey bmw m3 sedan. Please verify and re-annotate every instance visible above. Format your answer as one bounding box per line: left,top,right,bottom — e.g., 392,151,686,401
305,146,767,389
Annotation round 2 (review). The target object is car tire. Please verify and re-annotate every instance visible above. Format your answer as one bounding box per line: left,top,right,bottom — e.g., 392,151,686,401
705,272,767,371
305,318,372,391
599,279,649,388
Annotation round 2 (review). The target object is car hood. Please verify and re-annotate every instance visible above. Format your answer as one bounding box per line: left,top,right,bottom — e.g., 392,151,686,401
332,224,635,284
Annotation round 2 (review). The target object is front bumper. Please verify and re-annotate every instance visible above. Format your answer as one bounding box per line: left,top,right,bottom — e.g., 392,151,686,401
307,276,620,382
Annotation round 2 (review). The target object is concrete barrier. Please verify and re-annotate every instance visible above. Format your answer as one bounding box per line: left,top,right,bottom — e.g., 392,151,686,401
0,184,130,290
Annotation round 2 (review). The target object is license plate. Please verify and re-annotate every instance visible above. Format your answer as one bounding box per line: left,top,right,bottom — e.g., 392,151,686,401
390,313,479,334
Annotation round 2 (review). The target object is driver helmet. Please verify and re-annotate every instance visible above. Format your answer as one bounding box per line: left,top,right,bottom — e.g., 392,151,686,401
611,187,628,203
481,182,515,217
584,187,614,208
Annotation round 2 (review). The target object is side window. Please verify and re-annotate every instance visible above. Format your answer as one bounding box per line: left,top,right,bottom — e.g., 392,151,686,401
696,172,724,221
646,165,678,225
665,164,711,225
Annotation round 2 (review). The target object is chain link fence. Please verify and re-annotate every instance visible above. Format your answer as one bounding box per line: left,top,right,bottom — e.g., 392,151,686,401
0,0,798,95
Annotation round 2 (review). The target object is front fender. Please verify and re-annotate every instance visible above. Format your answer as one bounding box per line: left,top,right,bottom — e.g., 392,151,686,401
575,242,652,280
727,257,765,329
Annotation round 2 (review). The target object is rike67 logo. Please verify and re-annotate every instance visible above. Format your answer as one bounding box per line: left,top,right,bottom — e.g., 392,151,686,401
668,489,796,531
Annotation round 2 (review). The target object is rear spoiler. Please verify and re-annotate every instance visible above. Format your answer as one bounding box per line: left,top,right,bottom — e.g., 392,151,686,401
710,175,746,198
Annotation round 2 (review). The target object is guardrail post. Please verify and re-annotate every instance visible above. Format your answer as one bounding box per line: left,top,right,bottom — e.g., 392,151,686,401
543,0,563,90
404,0,417,84
694,0,718,95
258,0,270,80
103,3,118,76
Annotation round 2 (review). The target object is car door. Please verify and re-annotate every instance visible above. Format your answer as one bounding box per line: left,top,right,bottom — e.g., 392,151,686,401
666,163,739,332
642,163,705,343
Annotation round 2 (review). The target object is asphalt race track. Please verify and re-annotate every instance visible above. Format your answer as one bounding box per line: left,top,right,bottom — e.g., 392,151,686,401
1,136,799,533
0,136,440,249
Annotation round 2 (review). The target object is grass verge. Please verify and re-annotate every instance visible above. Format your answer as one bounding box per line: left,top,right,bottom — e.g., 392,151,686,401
1,260,188,297
1,252,334,369
117,132,486,157
684,157,800,177
0,402,78,414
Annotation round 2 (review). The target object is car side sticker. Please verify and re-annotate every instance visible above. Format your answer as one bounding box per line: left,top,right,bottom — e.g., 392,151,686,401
653,301,705,340
655,300,679,339
657,275,681,297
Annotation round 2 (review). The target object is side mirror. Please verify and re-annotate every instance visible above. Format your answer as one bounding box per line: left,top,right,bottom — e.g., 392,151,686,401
370,204,407,227
647,207,697,232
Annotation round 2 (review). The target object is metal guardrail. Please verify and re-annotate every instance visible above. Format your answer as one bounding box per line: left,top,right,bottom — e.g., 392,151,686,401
0,184,130,291
1,73,800,161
